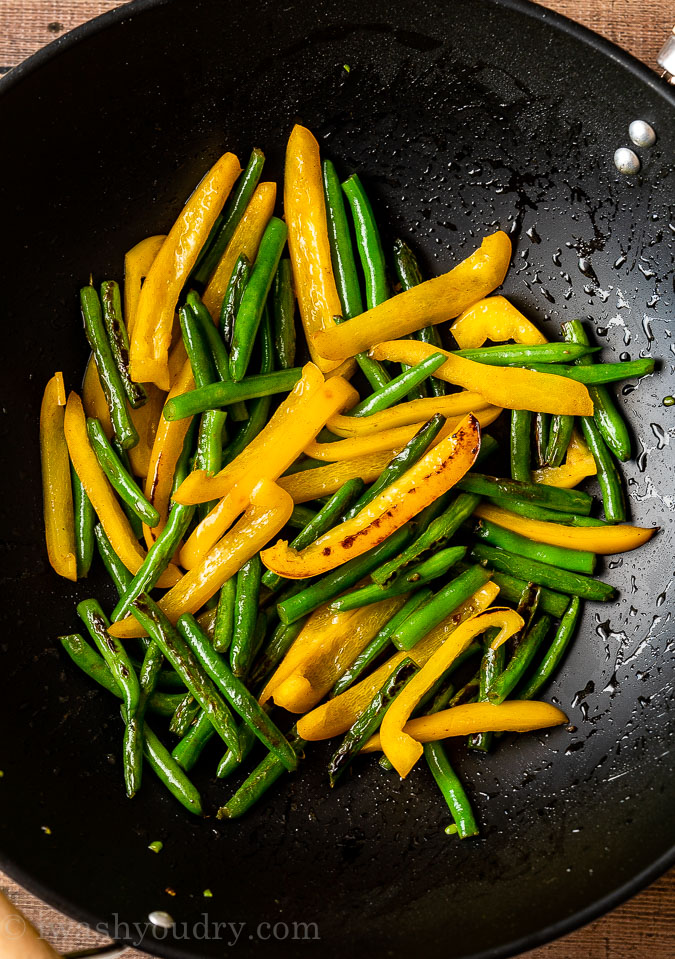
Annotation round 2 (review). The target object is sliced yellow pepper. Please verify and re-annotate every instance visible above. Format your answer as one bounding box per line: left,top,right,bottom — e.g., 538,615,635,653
108,479,293,639
64,392,180,586
40,373,77,581
380,607,523,777
311,231,512,361
533,428,596,488
143,359,195,548
278,452,394,503
371,340,594,416
450,295,547,349
474,502,657,553
129,152,242,389
174,362,327,505
270,596,409,714
202,181,277,320
179,374,358,569
262,414,481,579
124,234,166,337
362,700,569,752
296,582,499,741
285,124,343,374
326,392,491,437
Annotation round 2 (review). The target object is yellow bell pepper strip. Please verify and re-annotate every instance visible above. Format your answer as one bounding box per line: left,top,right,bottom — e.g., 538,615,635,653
179,374,358,568
284,124,344,374
202,181,277,321
143,359,195,548
370,340,594,416
129,152,242,389
450,295,547,349
123,234,166,337
262,413,481,579
311,231,512,361
380,607,523,777
326,392,491,437
108,480,293,639
40,373,77,581
533,428,596,488
174,362,327,506
64,392,180,587
305,406,503,462
270,596,409,714
278,452,394,503
296,582,499,741
474,502,657,554
362,700,569,753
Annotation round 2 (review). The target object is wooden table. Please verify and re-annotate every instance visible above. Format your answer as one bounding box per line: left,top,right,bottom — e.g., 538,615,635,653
0,1,672,957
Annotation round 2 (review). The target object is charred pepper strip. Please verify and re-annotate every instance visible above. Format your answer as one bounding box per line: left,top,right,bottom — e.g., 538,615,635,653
100,280,147,408
80,285,138,450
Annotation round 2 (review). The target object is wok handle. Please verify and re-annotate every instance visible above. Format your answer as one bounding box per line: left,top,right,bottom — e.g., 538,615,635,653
657,27,675,82
0,889,61,958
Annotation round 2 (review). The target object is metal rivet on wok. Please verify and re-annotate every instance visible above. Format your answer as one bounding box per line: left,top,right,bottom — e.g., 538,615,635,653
613,147,640,175
628,119,656,148
148,910,175,929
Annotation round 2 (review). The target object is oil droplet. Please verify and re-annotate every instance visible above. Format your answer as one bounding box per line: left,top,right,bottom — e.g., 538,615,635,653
578,257,598,282
636,442,648,472
526,225,541,244
571,680,595,708
565,741,585,755
552,249,562,266
620,352,631,361
603,672,619,695
663,395,675,407
650,422,668,450
622,383,637,396
614,254,627,269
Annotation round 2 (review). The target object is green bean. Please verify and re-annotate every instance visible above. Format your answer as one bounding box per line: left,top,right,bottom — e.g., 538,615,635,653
230,217,287,382
217,723,257,779
485,569,567,617
213,579,236,653
534,413,550,468
219,253,251,350
391,565,493,651
229,555,262,678
177,614,297,771
86,417,159,527
142,719,203,815
487,615,552,704
562,320,632,461
331,590,433,696
474,518,596,574
393,239,447,398
342,174,389,309
217,727,305,819
76,599,141,796
372,492,481,585
510,409,532,482
454,343,598,365
525,358,654,384
195,408,227,476
518,596,582,699
333,315,390,390
323,159,364,319
169,693,200,737
329,546,467,612
193,147,265,287
59,634,182,717
94,523,132,594
457,472,592,514
580,416,626,522
273,258,296,369
483,497,607,527
179,303,216,389
163,368,301,421
470,544,615,602
71,466,95,578
277,525,414,625
171,711,214,772
343,414,445,521
249,617,307,687
100,280,147,408
468,631,505,753
424,740,479,838
80,286,138,450
348,352,448,417
130,595,241,757
262,479,363,593
287,505,318,529
329,659,417,785
187,289,249,423
545,414,575,468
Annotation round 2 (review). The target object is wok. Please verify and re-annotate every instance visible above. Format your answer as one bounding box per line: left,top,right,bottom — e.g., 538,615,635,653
0,1,673,957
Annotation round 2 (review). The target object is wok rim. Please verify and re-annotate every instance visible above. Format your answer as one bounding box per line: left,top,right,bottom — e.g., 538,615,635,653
0,1,673,957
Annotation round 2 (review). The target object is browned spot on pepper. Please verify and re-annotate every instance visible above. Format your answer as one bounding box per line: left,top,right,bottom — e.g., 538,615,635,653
322,546,332,556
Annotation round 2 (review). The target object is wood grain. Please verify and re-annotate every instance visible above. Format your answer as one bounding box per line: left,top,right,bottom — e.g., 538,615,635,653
0,1,672,957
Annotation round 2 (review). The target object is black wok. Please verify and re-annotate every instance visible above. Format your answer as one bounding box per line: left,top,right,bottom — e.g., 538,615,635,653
0,1,673,956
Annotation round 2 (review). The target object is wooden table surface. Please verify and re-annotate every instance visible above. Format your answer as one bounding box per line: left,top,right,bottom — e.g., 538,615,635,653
0,1,673,957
